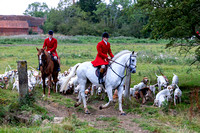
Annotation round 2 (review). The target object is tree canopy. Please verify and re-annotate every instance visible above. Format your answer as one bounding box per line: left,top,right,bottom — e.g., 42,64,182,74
137,0,200,63
24,1,149,37
24,0,200,63
23,2,49,18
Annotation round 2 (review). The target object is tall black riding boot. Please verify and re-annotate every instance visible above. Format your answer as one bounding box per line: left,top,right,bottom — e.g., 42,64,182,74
98,68,104,84
57,63,61,72
54,60,61,72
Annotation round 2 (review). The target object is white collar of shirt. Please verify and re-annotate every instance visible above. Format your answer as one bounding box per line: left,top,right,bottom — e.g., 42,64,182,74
103,39,107,45
49,37,52,41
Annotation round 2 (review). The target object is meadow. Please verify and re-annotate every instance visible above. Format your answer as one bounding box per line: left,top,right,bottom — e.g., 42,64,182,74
0,35,200,132
0,35,199,86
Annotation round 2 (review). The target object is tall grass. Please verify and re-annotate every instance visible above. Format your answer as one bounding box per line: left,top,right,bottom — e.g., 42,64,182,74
0,35,170,45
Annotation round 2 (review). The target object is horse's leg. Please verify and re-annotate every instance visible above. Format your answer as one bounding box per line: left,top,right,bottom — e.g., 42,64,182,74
53,73,58,93
48,76,52,97
53,76,57,93
91,84,95,96
99,87,113,109
80,84,90,114
42,77,46,97
75,91,82,107
118,86,126,115
55,82,58,93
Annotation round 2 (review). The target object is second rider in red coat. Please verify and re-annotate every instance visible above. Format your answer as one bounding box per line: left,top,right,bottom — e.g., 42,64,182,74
42,30,61,72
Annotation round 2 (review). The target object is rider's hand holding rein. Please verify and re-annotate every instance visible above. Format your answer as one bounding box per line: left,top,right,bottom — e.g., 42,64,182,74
107,56,111,60
107,56,112,62
48,51,51,54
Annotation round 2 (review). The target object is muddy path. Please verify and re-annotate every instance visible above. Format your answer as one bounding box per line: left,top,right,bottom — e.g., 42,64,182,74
38,94,149,132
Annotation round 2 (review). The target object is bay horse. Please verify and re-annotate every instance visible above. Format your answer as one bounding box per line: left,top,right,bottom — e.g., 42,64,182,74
60,50,137,115
36,48,59,97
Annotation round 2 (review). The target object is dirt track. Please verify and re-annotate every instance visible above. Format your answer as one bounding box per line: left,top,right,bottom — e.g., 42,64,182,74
38,94,149,132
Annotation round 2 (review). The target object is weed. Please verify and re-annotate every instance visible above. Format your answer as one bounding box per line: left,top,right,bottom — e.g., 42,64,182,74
96,116,118,122
41,112,54,121
161,100,170,114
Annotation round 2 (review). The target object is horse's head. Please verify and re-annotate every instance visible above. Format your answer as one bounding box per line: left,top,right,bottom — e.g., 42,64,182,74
128,51,137,73
36,47,46,68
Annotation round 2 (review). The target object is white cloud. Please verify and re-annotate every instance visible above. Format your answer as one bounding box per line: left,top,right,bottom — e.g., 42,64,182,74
0,0,110,15
0,0,60,15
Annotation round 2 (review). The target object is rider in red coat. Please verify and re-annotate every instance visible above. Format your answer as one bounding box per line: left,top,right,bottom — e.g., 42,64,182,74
43,34,58,58
91,32,114,84
38,30,60,71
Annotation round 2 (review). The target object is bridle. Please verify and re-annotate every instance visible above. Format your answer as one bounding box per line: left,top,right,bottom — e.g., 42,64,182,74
108,54,137,88
38,51,47,70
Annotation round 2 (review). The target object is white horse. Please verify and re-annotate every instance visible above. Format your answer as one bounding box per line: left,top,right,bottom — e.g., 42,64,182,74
61,50,137,115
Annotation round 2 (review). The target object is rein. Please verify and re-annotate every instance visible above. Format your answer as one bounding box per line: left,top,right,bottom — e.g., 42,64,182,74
108,64,127,89
108,57,130,88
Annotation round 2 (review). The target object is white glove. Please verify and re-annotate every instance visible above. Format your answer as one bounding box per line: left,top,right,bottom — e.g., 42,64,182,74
107,57,111,60
48,51,51,54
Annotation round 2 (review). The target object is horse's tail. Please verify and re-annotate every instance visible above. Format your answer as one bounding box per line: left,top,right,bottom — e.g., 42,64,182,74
60,63,81,92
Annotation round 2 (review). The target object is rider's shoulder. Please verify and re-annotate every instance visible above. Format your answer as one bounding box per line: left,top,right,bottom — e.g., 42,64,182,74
53,37,57,40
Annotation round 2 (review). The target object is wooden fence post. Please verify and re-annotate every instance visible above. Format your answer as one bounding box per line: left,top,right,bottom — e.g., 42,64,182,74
17,61,28,101
124,68,131,101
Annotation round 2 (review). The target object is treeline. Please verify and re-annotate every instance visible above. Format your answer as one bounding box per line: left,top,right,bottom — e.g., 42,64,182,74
25,0,149,38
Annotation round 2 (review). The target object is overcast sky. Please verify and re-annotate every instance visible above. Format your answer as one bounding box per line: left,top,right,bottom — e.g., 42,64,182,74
0,0,62,15
0,0,109,15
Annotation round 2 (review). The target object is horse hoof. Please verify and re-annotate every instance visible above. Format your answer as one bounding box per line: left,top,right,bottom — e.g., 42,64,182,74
99,106,103,110
85,111,90,114
120,112,126,115
74,103,80,107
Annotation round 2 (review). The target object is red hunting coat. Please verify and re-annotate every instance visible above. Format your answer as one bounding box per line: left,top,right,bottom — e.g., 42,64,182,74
91,40,114,67
43,37,58,57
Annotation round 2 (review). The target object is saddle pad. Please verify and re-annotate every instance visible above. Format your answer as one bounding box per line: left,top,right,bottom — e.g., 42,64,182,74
95,67,107,77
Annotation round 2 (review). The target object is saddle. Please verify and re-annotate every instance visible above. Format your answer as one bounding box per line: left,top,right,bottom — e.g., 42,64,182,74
95,66,107,78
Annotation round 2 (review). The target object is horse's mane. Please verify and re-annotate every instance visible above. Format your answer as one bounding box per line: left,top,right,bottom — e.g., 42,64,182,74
112,50,131,61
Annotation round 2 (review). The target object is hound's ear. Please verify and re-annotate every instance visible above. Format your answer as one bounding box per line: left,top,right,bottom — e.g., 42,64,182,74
132,51,134,55
36,47,39,51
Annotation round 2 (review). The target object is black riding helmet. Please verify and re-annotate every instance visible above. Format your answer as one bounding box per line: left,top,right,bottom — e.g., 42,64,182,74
48,30,53,35
102,32,109,38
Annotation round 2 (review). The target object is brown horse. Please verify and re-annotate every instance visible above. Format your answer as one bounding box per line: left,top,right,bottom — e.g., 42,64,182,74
36,48,58,97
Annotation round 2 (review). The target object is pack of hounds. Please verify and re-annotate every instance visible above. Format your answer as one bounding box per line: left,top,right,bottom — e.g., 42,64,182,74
129,73,182,107
1,65,182,107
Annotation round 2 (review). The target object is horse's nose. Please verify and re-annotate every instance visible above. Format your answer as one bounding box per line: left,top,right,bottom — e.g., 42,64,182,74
131,69,136,73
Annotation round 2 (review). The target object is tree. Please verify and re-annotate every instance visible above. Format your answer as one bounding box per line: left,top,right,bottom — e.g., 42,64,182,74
77,0,101,13
24,2,49,18
137,0,200,63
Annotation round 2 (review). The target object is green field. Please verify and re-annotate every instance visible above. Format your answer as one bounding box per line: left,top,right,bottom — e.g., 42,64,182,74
0,37,199,87
0,35,200,132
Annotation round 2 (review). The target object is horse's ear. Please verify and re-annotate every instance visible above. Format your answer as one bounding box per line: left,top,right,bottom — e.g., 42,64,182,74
36,47,39,51
132,51,137,56
134,52,138,56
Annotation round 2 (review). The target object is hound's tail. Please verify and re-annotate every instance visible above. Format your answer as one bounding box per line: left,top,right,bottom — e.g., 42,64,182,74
60,63,81,92
155,73,158,77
